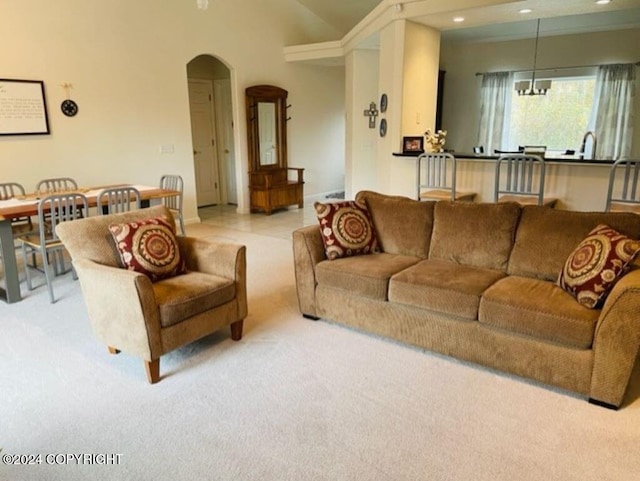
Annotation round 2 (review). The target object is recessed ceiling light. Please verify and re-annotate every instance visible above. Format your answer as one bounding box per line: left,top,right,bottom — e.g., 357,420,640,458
453,17,465,23
519,8,533,14
595,0,611,4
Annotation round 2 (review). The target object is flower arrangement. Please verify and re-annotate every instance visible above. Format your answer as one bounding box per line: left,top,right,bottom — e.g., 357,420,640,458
424,129,447,153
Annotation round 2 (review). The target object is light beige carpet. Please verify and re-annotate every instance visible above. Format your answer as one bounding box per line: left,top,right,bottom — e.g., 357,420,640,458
1,223,640,481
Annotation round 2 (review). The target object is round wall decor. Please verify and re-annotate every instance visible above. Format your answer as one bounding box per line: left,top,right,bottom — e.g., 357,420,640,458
61,99,78,117
379,118,387,137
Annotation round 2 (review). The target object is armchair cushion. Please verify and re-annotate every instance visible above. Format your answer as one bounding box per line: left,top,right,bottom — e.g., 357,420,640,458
109,216,186,282
152,271,236,328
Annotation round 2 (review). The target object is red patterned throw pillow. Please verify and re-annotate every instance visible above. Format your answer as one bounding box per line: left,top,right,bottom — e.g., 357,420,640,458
315,200,379,260
558,224,640,309
108,216,186,282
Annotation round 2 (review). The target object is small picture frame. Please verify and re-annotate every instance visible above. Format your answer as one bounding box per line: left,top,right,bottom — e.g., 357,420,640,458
402,136,424,154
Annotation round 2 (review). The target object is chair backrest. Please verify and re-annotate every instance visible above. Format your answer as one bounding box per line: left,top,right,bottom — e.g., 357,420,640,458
0,182,26,200
38,193,89,243
494,154,546,205
36,177,78,194
606,159,640,211
159,174,183,211
417,153,458,200
97,187,141,215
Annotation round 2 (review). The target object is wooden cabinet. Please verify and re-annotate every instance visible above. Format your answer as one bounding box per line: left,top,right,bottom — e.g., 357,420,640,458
246,85,304,215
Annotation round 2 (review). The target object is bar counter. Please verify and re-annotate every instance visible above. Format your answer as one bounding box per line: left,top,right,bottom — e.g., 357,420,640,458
392,152,615,212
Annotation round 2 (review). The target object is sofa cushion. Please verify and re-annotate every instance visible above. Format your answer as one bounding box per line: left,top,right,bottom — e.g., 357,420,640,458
429,201,521,271
508,206,640,281
316,253,421,301
153,271,236,328
315,200,379,260
558,224,640,309
355,190,435,258
109,216,186,282
388,259,507,320
479,276,600,349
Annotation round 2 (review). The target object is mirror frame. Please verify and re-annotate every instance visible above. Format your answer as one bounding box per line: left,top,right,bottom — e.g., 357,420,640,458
245,85,288,172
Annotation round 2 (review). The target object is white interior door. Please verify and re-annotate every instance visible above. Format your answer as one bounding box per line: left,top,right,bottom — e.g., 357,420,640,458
214,79,237,204
189,79,220,207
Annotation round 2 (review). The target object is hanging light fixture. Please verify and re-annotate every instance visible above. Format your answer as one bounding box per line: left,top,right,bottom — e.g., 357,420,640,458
196,0,209,9
515,19,552,96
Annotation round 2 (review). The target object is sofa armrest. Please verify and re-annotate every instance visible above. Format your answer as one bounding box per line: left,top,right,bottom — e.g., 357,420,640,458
72,258,163,361
177,237,247,320
292,224,326,317
590,269,640,407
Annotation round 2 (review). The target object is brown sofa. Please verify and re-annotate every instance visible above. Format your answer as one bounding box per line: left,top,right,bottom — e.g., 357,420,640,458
293,191,640,408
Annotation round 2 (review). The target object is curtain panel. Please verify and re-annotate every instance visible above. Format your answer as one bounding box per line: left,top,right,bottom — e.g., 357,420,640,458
590,63,636,160
477,72,513,154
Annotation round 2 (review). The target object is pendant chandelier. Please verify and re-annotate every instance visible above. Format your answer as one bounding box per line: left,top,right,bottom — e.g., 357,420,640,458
515,19,551,96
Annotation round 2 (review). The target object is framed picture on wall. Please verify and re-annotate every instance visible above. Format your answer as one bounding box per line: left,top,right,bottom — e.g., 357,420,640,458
0,79,50,135
402,136,424,154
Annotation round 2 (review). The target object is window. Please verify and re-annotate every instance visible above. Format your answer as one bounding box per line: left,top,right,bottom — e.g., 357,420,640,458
507,76,595,153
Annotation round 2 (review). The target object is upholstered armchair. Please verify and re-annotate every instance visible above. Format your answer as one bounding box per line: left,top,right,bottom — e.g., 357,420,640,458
56,205,247,383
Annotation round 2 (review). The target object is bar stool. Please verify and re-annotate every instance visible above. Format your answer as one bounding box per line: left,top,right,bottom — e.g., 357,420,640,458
494,154,557,207
605,158,640,214
417,153,476,202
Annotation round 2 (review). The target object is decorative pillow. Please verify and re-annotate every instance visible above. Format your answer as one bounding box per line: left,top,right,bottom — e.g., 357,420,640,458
108,216,186,282
314,200,379,260
558,224,640,309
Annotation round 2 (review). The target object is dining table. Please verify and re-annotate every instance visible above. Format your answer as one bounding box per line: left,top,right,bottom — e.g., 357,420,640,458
0,184,180,303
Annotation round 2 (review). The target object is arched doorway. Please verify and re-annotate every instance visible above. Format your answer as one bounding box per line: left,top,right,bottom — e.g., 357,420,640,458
186,54,237,207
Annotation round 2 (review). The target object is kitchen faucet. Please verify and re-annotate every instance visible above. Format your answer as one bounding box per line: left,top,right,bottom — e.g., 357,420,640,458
580,131,597,160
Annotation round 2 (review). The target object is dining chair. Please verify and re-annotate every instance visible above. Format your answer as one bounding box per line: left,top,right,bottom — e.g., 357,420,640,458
0,182,36,238
159,174,185,235
35,177,78,194
97,186,141,215
605,158,640,214
494,154,557,207
19,192,89,303
417,153,476,202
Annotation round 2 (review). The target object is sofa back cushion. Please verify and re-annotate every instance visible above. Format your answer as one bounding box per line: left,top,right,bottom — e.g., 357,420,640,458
355,190,435,258
508,206,640,281
429,201,521,271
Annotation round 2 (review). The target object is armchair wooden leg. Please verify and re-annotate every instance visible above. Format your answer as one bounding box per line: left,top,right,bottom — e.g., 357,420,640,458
230,319,244,341
107,346,120,354
144,359,160,384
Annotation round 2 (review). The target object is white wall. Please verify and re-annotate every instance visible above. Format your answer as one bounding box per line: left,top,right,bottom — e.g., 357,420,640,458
345,49,379,199
401,22,440,138
0,0,346,220
440,28,640,157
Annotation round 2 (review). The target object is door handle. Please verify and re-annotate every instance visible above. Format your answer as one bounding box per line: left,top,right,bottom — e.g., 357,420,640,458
193,150,201,155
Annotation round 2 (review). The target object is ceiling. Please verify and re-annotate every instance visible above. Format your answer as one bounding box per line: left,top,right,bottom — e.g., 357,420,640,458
293,0,640,43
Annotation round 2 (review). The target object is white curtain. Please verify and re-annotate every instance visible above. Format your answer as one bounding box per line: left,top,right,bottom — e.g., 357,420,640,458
477,72,513,154
590,63,636,160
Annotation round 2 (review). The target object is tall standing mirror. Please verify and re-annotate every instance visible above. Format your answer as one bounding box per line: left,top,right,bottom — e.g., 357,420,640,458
246,85,304,214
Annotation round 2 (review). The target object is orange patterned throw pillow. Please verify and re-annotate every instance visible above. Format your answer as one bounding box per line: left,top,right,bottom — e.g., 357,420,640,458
558,224,640,309
108,216,186,282
315,200,379,260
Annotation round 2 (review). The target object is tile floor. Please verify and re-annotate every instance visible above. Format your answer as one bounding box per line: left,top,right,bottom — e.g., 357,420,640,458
198,204,318,239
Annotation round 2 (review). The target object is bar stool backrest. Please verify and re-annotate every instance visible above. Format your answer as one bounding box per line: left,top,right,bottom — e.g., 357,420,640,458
494,154,546,206
606,159,640,211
